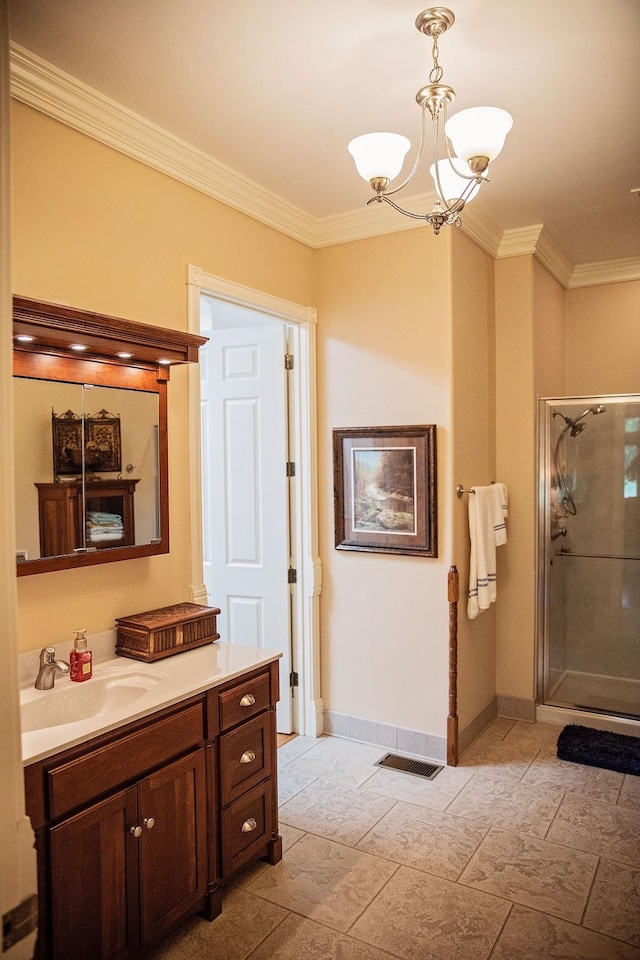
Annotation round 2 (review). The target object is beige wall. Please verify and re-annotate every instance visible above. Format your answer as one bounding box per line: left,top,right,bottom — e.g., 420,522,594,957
451,230,497,728
565,280,640,396
533,258,565,398
11,103,315,652
494,256,536,702
315,229,453,736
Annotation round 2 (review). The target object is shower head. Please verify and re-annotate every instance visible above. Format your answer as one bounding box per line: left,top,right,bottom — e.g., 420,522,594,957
575,404,606,423
553,404,606,438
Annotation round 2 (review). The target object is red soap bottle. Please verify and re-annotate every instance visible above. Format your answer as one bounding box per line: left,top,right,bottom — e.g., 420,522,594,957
70,629,92,682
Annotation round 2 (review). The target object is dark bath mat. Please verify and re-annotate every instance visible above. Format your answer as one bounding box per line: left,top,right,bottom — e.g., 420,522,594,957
557,724,640,776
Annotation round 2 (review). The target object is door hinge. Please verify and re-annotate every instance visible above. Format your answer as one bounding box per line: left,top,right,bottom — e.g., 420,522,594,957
290,670,299,687
288,567,297,584
286,461,296,477
284,353,294,370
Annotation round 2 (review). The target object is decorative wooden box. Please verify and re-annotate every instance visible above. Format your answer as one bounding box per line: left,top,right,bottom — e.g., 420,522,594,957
115,602,220,662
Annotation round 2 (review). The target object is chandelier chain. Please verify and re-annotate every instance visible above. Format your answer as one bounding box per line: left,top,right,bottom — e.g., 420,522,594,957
429,36,443,84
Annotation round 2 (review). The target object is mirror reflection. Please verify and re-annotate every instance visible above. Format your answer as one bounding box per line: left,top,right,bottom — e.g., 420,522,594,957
15,379,160,561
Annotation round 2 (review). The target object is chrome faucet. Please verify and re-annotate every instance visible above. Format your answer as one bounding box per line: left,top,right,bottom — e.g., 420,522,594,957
35,647,70,690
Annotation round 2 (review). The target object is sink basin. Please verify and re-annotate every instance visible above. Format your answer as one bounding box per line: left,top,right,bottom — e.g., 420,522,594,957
20,668,166,733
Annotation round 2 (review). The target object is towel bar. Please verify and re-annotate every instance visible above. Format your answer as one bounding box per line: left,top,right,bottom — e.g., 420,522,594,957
456,483,495,499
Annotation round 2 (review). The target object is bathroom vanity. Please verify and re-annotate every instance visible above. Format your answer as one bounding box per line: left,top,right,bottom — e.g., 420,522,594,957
22,644,282,960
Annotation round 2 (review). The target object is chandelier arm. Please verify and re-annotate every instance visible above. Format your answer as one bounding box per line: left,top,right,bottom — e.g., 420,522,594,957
367,193,461,227
430,111,449,206
380,103,429,198
430,117,471,218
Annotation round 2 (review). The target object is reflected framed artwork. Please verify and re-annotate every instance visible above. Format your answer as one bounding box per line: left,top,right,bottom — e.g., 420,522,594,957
333,424,437,557
52,408,122,477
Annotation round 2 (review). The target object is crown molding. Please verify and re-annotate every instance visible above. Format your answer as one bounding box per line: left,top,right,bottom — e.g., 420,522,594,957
313,194,505,258
10,43,637,290
10,43,318,247
455,204,503,258
495,225,640,289
497,224,574,286
313,197,427,248
497,224,544,259
568,257,640,289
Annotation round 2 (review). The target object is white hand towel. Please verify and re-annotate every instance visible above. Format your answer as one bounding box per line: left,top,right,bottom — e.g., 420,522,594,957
467,485,498,619
493,482,508,545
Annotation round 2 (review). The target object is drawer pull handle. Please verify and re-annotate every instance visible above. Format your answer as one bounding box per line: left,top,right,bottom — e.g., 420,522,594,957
240,750,256,764
240,694,256,707
144,817,155,830
241,817,258,833
130,825,143,838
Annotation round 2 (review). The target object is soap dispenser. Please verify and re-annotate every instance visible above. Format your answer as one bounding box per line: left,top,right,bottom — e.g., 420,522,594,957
70,629,92,682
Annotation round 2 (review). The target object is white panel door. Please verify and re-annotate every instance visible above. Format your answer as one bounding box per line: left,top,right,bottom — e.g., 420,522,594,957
201,322,292,731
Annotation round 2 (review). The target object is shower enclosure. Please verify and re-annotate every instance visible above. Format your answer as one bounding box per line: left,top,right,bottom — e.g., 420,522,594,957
538,395,640,722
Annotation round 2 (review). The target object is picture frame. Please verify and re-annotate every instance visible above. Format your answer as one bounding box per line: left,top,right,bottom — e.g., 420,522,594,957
52,408,122,477
85,409,122,473
333,424,437,557
52,409,83,477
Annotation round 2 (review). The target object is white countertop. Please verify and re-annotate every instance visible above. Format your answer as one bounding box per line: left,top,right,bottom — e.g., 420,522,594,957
21,641,282,766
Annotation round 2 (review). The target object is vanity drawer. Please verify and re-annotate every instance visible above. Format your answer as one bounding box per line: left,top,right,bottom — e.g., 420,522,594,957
47,700,204,821
219,712,273,806
218,671,271,732
220,779,273,877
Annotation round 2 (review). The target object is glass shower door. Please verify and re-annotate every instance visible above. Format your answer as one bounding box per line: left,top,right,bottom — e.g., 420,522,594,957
539,395,640,720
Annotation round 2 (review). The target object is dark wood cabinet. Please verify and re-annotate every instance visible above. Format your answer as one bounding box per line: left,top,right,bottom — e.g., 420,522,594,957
137,749,208,946
36,478,139,557
49,787,136,960
24,660,281,959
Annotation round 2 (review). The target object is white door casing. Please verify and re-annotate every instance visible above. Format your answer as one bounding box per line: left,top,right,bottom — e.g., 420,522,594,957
186,266,323,738
201,321,292,732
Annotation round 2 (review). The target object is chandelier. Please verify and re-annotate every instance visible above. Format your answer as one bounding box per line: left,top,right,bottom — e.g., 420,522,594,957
348,8,512,234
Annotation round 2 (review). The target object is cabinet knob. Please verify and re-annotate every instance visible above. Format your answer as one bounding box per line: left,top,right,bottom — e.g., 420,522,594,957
143,817,155,830
130,825,143,838
241,817,258,833
239,693,256,707
240,750,256,764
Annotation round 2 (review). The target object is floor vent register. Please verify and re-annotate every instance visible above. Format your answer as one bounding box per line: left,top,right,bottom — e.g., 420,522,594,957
375,753,443,780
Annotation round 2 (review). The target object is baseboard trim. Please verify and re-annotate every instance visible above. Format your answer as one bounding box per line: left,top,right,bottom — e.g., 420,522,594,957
497,695,536,722
459,697,498,755
308,698,324,738
323,711,446,763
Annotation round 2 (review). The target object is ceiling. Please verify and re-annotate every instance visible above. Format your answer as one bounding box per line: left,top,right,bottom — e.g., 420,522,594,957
7,0,640,267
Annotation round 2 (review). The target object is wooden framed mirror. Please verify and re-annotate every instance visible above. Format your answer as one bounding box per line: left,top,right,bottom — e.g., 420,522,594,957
13,297,206,576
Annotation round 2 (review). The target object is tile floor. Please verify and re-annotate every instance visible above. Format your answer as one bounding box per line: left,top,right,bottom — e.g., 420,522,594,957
148,719,640,960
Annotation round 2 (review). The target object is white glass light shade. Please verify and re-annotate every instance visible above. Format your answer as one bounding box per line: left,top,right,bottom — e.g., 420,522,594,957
348,132,411,183
445,107,513,163
429,158,482,205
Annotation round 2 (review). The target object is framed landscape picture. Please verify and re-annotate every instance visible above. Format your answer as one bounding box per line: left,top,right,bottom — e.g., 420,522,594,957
333,424,437,557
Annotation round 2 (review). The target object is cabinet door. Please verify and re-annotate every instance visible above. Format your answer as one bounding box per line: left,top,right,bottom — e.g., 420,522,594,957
137,748,208,945
49,786,138,960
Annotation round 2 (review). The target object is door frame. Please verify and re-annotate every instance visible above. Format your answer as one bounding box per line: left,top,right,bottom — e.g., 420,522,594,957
186,265,323,737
